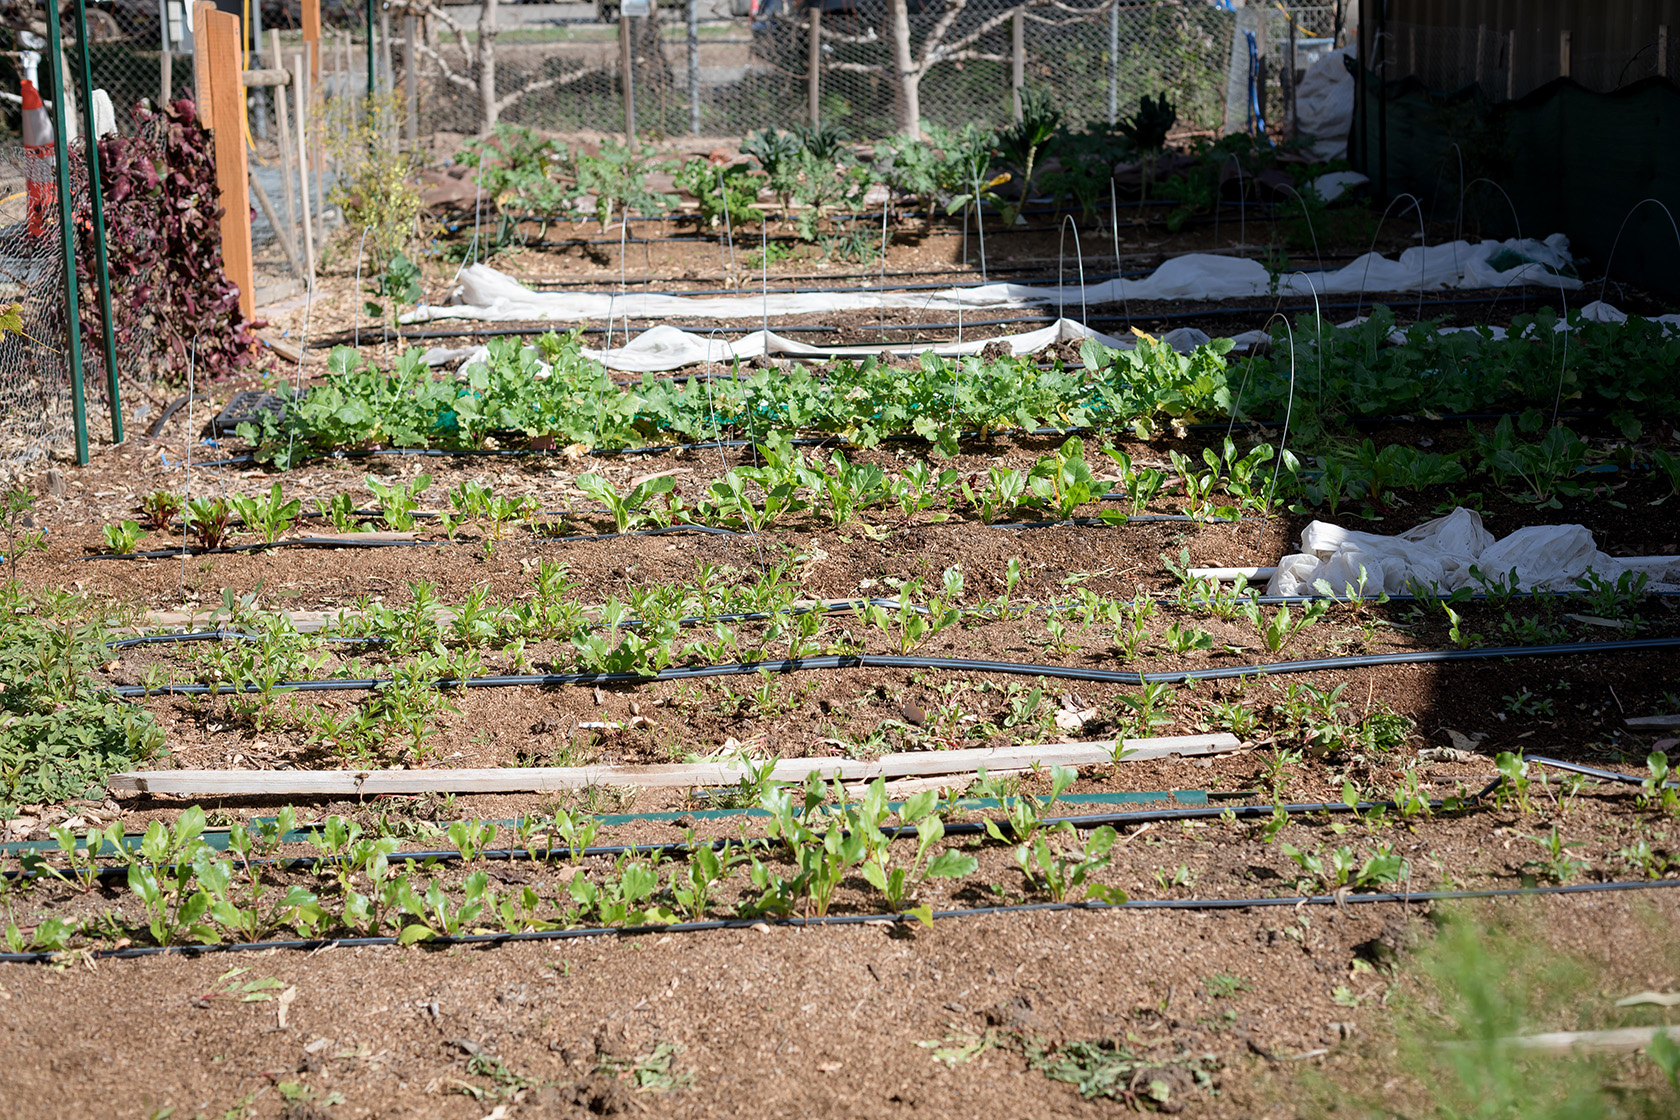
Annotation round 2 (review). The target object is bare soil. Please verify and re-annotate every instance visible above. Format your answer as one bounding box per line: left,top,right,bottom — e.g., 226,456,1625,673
5,220,1679,1118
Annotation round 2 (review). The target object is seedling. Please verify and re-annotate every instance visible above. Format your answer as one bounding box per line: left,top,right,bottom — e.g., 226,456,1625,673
102,519,144,554
228,482,300,544
183,497,233,550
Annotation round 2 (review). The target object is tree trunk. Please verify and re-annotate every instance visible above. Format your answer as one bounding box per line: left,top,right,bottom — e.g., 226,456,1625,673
888,0,918,139
477,0,498,131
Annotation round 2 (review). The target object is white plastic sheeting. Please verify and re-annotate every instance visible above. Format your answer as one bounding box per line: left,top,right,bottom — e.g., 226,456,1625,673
403,236,1580,326
1267,508,1680,597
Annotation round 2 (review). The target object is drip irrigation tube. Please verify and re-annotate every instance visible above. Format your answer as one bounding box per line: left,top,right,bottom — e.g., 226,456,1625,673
6,877,1676,965
79,523,742,561
1527,756,1679,789
108,636,1680,699
0,791,1212,857
143,393,208,440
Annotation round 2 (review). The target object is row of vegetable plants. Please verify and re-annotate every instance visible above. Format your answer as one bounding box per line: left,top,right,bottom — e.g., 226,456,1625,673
454,97,1332,247
235,308,1680,471
7,747,1676,956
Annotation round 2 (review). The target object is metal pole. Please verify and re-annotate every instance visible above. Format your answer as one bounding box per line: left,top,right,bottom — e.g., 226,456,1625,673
158,0,173,106
72,0,121,443
366,0,375,97
1011,10,1023,119
1106,3,1117,125
380,3,392,93
45,0,88,463
1376,0,1387,200
807,3,821,128
687,0,698,135
295,52,315,283
620,13,636,138
251,0,267,138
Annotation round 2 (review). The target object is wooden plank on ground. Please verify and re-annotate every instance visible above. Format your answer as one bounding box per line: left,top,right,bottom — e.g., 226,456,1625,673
108,734,1242,796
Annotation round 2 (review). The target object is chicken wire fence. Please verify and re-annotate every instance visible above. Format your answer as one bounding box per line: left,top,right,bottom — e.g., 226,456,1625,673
301,0,1336,141
0,145,119,481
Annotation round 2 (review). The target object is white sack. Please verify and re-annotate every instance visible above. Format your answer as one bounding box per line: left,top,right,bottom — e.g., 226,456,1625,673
1267,507,1680,597
1294,46,1356,160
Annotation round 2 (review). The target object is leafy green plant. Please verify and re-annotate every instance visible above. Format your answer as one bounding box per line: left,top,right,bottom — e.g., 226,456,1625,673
183,497,232,550
228,482,301,544
139,490,183,530
575,472,677,534
855,783,977,922
575,140,677,229
364,472,432,531
1028,435,1120,521
102,519,143,554
676,157,760,230
1015,823,1127,903
992,88,1061,227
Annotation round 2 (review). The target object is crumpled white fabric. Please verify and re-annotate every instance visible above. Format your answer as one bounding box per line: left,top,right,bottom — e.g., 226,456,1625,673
403,237,1580,326
1267,507,1680,597
425,317,1192,375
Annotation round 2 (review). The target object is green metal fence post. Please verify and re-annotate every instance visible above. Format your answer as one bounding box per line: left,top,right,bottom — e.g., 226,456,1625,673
44,0,88,466
72,0,122,444
366,0,376,97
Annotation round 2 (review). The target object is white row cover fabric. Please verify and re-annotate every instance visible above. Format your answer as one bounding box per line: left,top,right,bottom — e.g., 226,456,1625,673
421,296,1668,374
1267,508,1680,597
403,236,1580,326
424,318,1217,375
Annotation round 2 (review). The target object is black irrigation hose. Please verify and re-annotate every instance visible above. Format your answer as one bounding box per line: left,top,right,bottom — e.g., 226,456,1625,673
1527,756,1679,789
5,797,1454,887
78,523,743,561
6,877,1677,965
103,598,914,651
143,394,208,440
108,636,1680,699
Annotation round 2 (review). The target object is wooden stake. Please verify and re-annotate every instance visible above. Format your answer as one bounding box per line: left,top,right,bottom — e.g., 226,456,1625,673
191,0,215,118
200,7,253,318
108,734,1242,796
620,12,636,138
1560,29,1571,78
404,12,419,148
303,0,319,82
270,29,296,237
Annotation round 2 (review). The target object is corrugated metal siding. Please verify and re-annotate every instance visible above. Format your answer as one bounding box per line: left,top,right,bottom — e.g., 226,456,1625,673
1384,0,1680,97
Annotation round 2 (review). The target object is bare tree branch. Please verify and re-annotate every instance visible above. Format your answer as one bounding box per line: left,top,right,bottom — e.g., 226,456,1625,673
413,39,477,92
922,0,1055,72
493,65,598,113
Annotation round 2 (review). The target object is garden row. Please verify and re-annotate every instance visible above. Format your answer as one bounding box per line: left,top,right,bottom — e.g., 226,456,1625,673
239,308,1680,472
450,95,1337,251
7,745,1677,959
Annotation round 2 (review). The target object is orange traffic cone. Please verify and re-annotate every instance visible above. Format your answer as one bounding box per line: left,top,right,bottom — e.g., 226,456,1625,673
20,78,54,239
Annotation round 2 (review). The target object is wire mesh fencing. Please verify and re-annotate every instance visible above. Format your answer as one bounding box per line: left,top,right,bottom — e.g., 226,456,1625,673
0,147,114,481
